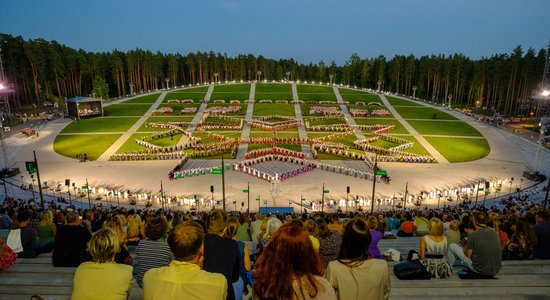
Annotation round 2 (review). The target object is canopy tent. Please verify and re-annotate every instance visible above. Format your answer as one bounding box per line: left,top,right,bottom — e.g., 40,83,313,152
66,96,103,118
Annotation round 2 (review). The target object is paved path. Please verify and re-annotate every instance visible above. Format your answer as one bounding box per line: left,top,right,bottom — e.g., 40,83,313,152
378,94,449,164
334,86,366,139
181,84,215,143
292,82,312,156
236,83,255,159
96,92,168,161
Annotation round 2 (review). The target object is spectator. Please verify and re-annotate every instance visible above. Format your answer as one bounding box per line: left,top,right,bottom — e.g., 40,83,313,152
103,216,132,265
15,210,38,258
204,210,240,300
235,214,251,242
420,218,451,278
254,223,336,300
376,214,386,233
250,214,263,241
137,215,173,287
126,209,143,246
0,208,12,229
367,216,383,259
53,211,91,267
226,217,252,300
72,228,133,300
37,210,56,253
444,220,461,246
304,219,320,251
503,217,537,260
258,217,283,253
143,221,227,300
414,211,430,236
534,211,550,259
325,218,390,300
316,219,342,267
446,212,502,277
327,214,344,234
81,212,93,233
397,213,415,237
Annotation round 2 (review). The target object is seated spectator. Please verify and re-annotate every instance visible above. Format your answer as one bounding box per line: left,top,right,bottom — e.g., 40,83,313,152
376,214,386,233
235,214,251,242
16,210,38,258
420,218,451,278
250,214,263,242
37,210,56,253
143,221,227,300
226,217,252,300
503,217,537,260
254,223,336,300
327,214,344,234
444,220,461,246
126,209,143,246
367,216,383,259
414,212,430,236
104,215,132,265
446,212,502,277
53,211,91,267
316,219,342,267
534,211,550,259
137,215,173,287
258,217,283,253
204,210,240,300
397,213,415,237
72,228,133,300
304,219,320,251
0,208,12,229
325,218,390,300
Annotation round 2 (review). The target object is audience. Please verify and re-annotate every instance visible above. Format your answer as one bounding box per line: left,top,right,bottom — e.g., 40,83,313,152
0,207,12,229
316,219,342,267
327,214,344,234
226,217,252,300
143,221,227,299
250,214,263,242
367,216,383,259
420,218,451,278
254,223,336,300
397,213,414,237
103,216,132,265
503,217,537,260
534,211,550,259
136,215,174,287
325,218,390,300
37,210,56,253
15,210,38,258
53,211,91,267
414,211,429,236
304,219,320,251
444,220,461,246
72,228,133,300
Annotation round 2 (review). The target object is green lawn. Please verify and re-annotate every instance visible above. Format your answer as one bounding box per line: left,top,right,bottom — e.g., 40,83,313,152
386,96,423,107
210,92,250,101
388,135,431,156
213,84,251,93
340,93,382,104
137,116,195,132
54,134,121,160
393,106,457,120
103,104,152,116
255,83,292,93
165,87,208,101
425,137,490,163
61,117,139,133
116,133,151,153
255,93,294,100
253,104,295,116
353,118,409,134
124,93,161,104
407,120,483,137
297,85,336,101
300,104,341,116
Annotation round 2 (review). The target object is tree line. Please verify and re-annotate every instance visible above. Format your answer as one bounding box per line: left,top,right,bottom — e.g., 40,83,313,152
0,33,547,116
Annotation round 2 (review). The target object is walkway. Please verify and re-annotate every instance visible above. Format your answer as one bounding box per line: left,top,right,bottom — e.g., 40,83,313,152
96,92,168,161
180,84,215,145
236,83,255,159
378,94,449,164
334,86,366,139
292,82,311,156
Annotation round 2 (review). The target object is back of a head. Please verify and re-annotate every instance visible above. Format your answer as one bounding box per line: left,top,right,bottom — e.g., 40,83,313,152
168,221,204,261
332,214,339,222
65,211,80,225
367,216,378,230
316,219,330,237
266,217,283,236
89,228,120,263
428,218,444,236
338,218,371,262
208,210,228,234
304,219,318,236
474,212,488,226
536,211,549,221
226,217,240,238
449,220,460,231
145,216,169,241
17,210,31,223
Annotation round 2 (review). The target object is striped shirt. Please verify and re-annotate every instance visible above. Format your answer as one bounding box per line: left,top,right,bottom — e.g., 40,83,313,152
137,239,174,287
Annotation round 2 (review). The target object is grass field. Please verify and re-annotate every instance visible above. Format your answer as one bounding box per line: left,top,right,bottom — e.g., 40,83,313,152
253,104,295,116
116,133,151,153
297,85,336,101
211,84,251,100
385,96,423,107
255,93,294,100
255,83,292,93
425,137,490,162
393,106,457,120
407,120,483,137
165,87,208,101
137,116,195,132
353,118,409,134
387,135,431,156
339,92,382,104
61,117,139,133
54,134,121,160
124,93,161,104
104,104,152,116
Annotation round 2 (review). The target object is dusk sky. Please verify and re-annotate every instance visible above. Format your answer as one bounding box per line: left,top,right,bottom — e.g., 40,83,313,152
1,0,549,64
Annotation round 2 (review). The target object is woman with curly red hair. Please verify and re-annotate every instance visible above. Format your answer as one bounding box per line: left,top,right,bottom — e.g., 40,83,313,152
253,223,336,300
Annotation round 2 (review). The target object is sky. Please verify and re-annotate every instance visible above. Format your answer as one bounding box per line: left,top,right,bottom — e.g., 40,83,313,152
1,0,549,65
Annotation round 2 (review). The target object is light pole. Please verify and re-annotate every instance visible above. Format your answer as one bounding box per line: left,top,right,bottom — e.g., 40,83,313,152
370,154,378,214
448,93,453,108
346,186,350,213
165,78,170,90
437,191,442,210
30,175,36,200
286,72,291,81
214,73,219,84
256,71,262,82
412,86,417,98
129,82,134,95
329,74,334,85
377,80,382,92
300,194,304,214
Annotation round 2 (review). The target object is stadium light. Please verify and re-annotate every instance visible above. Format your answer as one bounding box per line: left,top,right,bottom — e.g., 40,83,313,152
542,90,550,97
0,83,4,90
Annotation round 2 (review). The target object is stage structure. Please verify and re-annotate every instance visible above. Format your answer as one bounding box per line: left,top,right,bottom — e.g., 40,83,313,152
66,96,104,119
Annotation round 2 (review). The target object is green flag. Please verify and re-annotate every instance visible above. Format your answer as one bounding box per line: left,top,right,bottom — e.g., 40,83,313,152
243,189,249,193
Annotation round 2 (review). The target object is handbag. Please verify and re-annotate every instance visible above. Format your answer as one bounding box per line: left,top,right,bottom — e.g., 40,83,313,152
393,259,431,280
6,229,23,253
0,241,17,272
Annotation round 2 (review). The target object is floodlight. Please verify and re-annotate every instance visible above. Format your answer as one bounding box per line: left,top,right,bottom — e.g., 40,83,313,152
0,83,4,90
542,90,550,97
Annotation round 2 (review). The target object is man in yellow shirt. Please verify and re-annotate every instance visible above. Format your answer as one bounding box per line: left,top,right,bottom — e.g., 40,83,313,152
143,221,227,300
327,214,344,234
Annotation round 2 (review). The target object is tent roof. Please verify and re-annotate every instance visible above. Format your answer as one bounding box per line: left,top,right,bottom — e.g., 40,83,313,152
66,96,102,103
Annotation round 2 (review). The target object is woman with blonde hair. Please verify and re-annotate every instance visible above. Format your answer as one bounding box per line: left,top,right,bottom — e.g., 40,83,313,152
444,220,461,245
37,210,56,253
103,215,131,265
419,218,451,278
72,228,133,299
304,219,320,251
